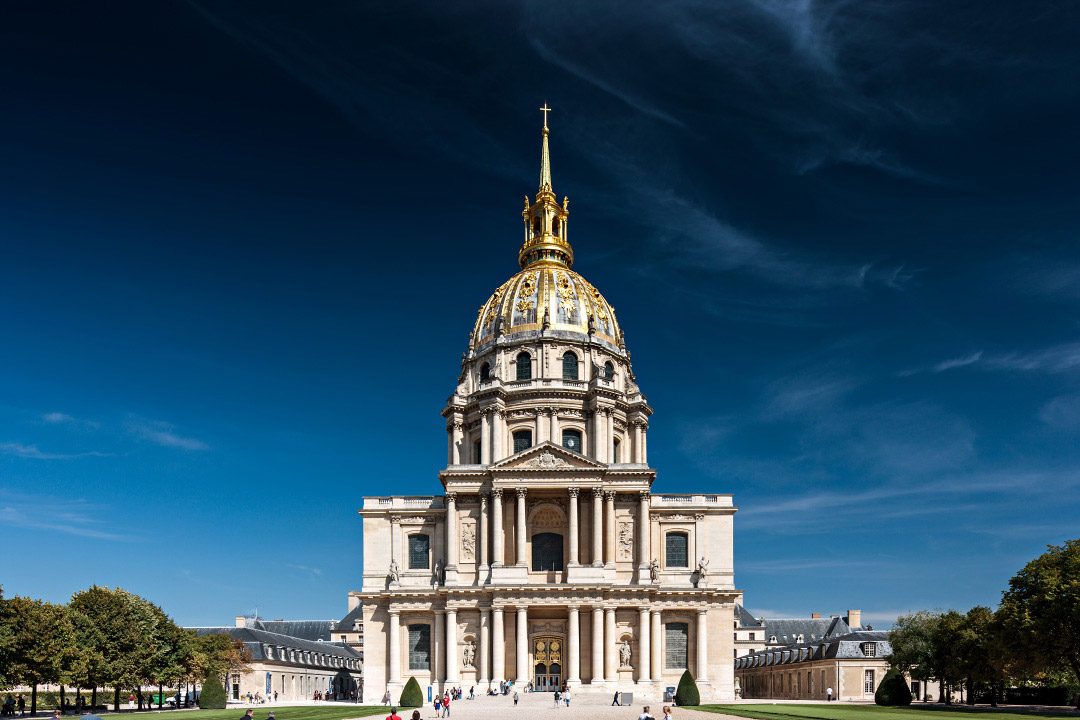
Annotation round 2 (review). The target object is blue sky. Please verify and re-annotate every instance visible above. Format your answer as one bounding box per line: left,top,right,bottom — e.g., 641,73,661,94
1,0,1078,628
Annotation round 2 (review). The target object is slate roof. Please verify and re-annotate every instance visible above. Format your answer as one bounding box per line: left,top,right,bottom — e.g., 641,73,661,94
735,604,764,629
764,617,852,645
191,626,361,663
735,631,890,669
333,606,363,633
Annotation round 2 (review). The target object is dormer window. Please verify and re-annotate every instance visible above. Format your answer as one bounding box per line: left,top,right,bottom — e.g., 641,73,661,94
603,361,615,380
862,642,877,657
516,352,532,380
797,634,804,643
480,362,490,382
562,351,579,380
770,636,777,643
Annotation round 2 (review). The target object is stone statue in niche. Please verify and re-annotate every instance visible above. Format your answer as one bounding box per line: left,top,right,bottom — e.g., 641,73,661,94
461,525,476,561
695,556,709,587
434,559,445,586
619,640,632,668
650,558,660,583
388,559,400,584
463,641,476,668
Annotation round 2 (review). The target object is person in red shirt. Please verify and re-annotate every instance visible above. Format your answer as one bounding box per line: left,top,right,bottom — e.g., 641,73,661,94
385,707,401,720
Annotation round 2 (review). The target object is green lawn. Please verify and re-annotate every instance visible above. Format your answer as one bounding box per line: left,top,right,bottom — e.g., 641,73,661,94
96,707,391,720
693,704,1079,720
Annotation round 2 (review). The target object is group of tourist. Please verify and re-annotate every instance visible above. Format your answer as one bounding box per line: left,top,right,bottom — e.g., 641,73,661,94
0,696,24,717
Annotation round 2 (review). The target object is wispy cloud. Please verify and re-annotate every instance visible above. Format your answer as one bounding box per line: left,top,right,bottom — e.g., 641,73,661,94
41,412,100,429
286,563,323,579
0,442,109,460
126,417,209,451
1040,393,1080,428
0,494,130,540
897,351,983,377
901,343,1080,376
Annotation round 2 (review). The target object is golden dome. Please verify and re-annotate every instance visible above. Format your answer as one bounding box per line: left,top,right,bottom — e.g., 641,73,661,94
472,265,622,351
471,111,623,351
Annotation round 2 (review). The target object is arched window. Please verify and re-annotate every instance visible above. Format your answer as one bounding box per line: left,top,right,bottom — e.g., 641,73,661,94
665,622,689,669
408,533,430,570
562,429,582,453
479,363,490,382
532,218,541,237
513,429,532,454
603,361,615,380
407,624,431,670
562,351,578,380
474,439,482,463
532,532,564,571
665,531,689,567
612,437,621,462
516,352,532,380
552,218,561,235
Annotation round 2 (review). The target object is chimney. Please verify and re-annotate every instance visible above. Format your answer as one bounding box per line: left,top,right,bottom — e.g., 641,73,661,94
811,613,821,619
847,610,862,628
235,615,247,628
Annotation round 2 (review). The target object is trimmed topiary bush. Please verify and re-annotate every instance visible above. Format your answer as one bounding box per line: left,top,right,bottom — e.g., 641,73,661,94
399,677,423,708
875,669,913,706
675,669,700,706
198,675,226,709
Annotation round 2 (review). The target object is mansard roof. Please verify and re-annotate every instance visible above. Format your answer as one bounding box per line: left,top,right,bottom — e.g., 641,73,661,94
333,605,363,633
191,626,361,662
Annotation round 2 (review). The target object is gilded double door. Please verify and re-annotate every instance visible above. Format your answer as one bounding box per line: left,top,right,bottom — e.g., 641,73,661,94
532,636,563,692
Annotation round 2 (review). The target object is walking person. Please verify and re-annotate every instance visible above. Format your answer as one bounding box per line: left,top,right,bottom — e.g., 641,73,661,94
385,708,402,720
512,692,519,707
612,691,621,706
441,693,450,718
564,690,571,708
638,707,655,720
826,687,833,702
662,706,673,720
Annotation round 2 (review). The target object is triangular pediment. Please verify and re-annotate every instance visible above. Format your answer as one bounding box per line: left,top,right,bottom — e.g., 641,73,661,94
491,441,605,471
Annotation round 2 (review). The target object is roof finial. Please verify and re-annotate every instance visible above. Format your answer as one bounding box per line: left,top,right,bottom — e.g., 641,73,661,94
539,104,552,192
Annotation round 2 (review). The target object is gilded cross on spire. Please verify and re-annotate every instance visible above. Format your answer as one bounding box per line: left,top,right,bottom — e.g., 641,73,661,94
539,104,552,192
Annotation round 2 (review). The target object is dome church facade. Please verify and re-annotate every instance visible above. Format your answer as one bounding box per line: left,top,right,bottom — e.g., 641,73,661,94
353,114,739,703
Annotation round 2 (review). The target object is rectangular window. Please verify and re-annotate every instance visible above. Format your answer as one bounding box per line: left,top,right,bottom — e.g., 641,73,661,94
864,669,875,694
749,632,755,641
665,622,688,669
863,642,876,657
513,430,532,454
408,624,431,670
408,534,430,569
665,532,688,567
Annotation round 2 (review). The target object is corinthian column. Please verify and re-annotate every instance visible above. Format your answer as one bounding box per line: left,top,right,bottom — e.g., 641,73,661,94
479,493,490,572
638,490,651,572
568,606,581,684
492,488,504,566
446,492,458,567
650,610,661,681
592,488,603,567
591,607,604,684
516,606,528,683
492,607,505,683
603,490,616,566
604,607,617,680
696,609,709,682
446,608,459,683
481,410,491,465
388,609,401,684
515,487,528,566
638,607,651,683
480,607,491,685
568,488,580,565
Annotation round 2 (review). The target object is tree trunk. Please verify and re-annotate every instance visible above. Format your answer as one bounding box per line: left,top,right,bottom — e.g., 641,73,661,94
91,688,97,712
113,688,120,714
157,685,162,710
31,684,37,716
1069,656,1080,709
60,687,65,715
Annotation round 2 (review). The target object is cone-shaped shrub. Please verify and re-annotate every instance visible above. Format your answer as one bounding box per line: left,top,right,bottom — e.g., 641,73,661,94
198,675,226,709
399,677,423,708
675,669,700,706
875,669,912,706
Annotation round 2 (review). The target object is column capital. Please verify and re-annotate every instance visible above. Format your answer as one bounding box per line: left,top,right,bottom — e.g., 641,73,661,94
446,491,458,502
480,493,489,508
696,608,708,616
516,487,528,498
567,487,580,498
592,487,604,499
603,489,616,501
389,608,401,617
492,487,504,498
434,608,445,616
639,490,651,500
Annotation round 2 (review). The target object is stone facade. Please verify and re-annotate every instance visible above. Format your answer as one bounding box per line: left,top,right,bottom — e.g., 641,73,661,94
354,118,739,704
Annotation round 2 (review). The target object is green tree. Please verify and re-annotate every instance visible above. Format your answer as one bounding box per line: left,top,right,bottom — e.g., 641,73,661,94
69,586,159,710
999,538,1080,707
888,611,938,696
1,597,76,714
194,632,251,693
675,669,700,706
399,677,423,708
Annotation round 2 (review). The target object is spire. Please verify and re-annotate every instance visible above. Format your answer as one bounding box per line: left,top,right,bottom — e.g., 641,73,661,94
539,103,552,193
520,107,572,270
